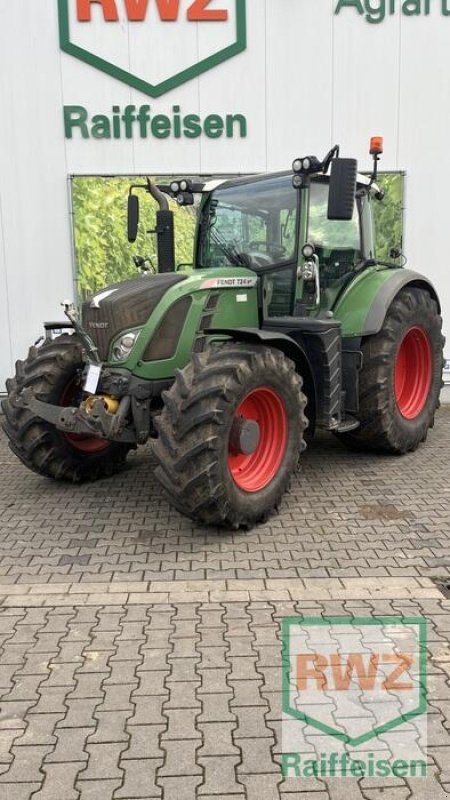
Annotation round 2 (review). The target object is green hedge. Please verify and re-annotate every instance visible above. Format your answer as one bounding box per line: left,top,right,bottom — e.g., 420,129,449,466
72,176,197,299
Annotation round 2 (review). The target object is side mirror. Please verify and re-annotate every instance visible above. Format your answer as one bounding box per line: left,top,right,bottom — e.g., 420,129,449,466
328,158,358,221
156,210,175,273
127,194,140,243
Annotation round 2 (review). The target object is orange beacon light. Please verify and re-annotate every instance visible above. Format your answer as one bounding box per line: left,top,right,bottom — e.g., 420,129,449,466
370,136,384,156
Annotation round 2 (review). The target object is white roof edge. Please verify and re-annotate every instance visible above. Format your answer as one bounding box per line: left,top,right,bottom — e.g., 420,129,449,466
357,173,381,194
202,173,381,195
202,179,229,192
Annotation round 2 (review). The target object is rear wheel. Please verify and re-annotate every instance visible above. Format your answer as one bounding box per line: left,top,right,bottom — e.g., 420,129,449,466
1,334,131,481
337,287,444,454
153,344,308,529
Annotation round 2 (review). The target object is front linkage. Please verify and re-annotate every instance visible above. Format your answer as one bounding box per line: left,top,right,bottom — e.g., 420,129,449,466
18,356,172,446
16,299,174,447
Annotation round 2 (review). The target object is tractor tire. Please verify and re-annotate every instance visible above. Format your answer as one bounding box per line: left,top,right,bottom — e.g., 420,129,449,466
336,286,444,454
153,344,308,529
1,334,131,482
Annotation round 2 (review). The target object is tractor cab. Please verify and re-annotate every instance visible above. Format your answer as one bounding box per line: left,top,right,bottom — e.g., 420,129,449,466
195,168,379,322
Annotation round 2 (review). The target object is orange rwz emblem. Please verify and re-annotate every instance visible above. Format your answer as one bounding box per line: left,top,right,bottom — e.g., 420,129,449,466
76,0,229,22
296,653,414,692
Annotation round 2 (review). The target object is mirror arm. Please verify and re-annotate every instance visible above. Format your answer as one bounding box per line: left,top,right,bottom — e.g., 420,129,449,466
322,144,340,175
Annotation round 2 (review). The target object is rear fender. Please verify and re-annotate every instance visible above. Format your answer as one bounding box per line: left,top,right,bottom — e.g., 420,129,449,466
334,268,441,337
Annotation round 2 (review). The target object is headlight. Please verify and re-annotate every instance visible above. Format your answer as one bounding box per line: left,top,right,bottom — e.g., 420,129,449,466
111,330,141,362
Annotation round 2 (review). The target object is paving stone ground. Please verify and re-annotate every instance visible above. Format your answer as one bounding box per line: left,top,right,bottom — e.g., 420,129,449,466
0,410,449,799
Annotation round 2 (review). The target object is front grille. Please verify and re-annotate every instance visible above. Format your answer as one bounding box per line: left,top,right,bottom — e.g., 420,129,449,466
82,273,187,360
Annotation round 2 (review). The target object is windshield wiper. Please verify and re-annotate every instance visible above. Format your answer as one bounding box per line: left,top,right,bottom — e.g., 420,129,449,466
209,228,249,267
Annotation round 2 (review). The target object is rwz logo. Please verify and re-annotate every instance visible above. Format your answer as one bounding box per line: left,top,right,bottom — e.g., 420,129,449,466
58,0,247,97
76,0,230,22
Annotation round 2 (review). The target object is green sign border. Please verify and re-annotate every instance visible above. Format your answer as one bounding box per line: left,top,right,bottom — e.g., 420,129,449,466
58,0,247,98
282,616,427,747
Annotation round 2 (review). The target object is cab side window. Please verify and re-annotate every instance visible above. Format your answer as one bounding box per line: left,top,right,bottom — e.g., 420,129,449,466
308,181,362,287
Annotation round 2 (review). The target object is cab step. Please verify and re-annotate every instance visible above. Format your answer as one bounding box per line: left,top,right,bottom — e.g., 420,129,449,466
337,416,360,433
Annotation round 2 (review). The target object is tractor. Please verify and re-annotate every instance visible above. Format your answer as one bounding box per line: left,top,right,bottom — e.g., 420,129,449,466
2,140,444,528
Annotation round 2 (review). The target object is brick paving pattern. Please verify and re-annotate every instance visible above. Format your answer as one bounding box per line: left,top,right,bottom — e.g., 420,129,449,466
0,598,449,800
0,408,449,587
0,410,449,798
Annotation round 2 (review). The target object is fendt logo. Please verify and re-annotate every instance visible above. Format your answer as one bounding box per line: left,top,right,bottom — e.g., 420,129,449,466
58,0,247,98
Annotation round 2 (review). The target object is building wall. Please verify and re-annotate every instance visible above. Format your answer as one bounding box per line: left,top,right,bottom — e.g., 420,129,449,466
0,0,449,387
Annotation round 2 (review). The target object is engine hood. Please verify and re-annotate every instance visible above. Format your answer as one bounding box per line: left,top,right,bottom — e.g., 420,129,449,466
82,273,187,360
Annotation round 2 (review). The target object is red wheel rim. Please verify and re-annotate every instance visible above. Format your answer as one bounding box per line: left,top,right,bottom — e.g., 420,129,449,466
394,326,432,420
228,387,288,493
60,379,110,454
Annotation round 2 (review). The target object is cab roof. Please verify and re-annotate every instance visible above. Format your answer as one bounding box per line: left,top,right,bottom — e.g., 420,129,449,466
203,169,380,196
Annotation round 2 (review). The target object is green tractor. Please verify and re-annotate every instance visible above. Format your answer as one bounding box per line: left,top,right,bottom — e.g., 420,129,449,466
2,140,444,528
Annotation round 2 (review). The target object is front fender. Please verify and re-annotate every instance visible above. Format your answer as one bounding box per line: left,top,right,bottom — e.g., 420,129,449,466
209,326,309,367
208,327,321,432
334,268,441,337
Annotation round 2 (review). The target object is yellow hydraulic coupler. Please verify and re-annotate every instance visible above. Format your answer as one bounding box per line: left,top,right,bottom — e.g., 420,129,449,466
83,395,120,415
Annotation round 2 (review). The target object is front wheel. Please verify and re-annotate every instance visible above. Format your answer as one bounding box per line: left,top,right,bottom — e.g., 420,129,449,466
153,344,308,529
1,335,131,482
336,287,444,454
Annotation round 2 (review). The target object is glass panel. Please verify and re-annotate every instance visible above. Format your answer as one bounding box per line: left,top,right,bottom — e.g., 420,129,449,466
309,180,361,262
307,181,362,309
372,173,404,261
199,174,298,270
280,208,297,256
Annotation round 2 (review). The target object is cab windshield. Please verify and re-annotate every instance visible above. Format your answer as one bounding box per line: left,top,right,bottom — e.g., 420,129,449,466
198,174,298,270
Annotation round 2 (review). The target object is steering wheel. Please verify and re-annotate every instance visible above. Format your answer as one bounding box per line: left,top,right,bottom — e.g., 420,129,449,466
246,251,274,268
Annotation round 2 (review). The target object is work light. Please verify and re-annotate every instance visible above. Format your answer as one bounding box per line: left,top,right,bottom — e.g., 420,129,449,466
302,243,315,260
292,155,322,175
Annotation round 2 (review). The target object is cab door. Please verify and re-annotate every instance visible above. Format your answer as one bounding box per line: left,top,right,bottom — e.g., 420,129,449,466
305,179,364,313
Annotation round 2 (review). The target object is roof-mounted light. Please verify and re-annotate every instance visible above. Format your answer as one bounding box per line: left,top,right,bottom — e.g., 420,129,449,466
292,155,322,177
369,136,384,186
370,136,384,156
